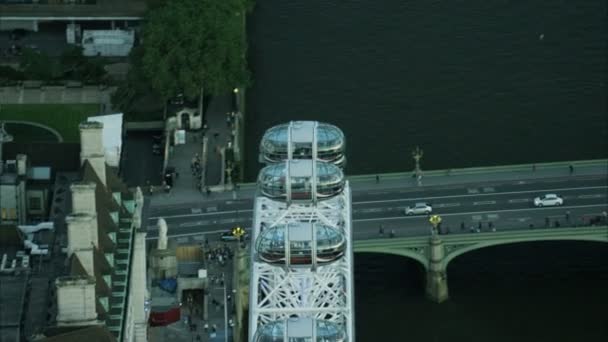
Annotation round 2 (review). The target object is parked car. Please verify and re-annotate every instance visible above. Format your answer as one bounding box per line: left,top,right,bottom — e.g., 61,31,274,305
534,194,563,207
405,202,432,216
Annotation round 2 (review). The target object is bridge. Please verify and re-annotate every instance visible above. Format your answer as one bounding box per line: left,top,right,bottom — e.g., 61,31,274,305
355,225,608,302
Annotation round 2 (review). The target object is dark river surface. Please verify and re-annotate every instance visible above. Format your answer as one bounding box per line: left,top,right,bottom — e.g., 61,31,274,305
244,0,607,180
244,0,608,340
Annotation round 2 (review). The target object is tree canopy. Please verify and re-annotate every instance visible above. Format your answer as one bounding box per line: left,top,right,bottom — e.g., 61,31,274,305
141,0,252,100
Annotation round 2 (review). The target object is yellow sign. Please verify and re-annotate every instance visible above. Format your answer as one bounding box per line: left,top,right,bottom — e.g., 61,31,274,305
232,226,245,237
429,215,442,227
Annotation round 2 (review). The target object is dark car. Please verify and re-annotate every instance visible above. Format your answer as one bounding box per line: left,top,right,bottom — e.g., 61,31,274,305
10,29,28,41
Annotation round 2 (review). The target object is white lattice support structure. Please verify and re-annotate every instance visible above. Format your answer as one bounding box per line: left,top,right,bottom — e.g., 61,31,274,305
249,183,355,341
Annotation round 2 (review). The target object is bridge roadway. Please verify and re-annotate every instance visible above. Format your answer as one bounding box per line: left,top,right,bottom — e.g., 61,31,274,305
145,174,608,241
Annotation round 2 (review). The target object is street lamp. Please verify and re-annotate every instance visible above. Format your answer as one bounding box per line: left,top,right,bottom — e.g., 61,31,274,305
429,215,442,236
412,146,423,185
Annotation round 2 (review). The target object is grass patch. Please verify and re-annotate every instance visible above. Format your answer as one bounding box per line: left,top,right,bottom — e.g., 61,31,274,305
4,123,60,143
0,104,100,142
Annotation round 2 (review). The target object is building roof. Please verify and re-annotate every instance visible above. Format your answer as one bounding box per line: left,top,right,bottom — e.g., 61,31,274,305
0,0,146,20
0,274,28,342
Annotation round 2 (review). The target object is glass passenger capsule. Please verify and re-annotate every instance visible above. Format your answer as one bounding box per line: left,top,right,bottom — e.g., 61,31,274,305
258,160,345,201
256,222,346,266
253,317,347,342
259,121,346,167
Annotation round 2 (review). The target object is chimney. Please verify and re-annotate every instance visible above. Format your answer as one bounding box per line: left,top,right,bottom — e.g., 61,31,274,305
16,154,27,176
74,249,95,277
79,122,106,186
56,276,98,326
66,213,98,255
71,182,97,215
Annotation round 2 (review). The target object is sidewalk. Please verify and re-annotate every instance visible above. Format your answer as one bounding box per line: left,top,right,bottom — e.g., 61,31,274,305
204,94,234,186
149,159,608,207
164,130,205,199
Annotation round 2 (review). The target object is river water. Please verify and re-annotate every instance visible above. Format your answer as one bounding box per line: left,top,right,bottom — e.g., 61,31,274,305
244,0,607,180
245,0,608,340
354,242,608,341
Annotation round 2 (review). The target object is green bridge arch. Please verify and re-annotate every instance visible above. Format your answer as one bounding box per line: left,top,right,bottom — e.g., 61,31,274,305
354,226,608,303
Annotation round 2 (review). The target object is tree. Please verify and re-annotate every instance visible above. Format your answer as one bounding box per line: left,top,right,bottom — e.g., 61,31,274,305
141,0,252,100
112,46,164,115
19,48,62,81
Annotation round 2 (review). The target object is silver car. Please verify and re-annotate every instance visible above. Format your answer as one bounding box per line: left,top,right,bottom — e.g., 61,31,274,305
534,194,563,207
405,202,433,215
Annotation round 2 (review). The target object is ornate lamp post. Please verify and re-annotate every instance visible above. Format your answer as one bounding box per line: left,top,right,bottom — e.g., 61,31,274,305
412,146,423,186
429,214,442,236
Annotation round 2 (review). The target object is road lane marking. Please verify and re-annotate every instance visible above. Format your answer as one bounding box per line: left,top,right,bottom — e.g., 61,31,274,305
434,203,461,208
579,194,605,199
483,187,495,192
508,198,529,203
207,206,217,212
467,188,479,194
149,185,608,220
191,208,202,214
351,204,608,222
473,200,496,205
179,221,203,227
353,185,607,205
487,214,499,219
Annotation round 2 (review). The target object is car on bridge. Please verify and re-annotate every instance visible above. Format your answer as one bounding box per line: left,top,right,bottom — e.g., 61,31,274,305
533,194,564,207
405,202,433,215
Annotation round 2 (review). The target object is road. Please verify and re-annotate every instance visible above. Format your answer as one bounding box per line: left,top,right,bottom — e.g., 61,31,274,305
145,174,608,241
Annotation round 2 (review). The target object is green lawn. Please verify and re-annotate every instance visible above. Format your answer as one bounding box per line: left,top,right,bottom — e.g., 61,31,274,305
5,123,60,143
0,104,100,142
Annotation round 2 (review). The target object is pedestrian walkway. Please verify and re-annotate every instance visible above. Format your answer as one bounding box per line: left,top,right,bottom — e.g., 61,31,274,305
149,159,608,207
150,93,235,206
203,94,234,186
0,85,115,105
163,130,204,199
202,242,237,342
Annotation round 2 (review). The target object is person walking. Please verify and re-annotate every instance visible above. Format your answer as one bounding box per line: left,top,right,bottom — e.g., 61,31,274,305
389,229,396,238
378,225,385,237
569,164,574,175
375,175,380,183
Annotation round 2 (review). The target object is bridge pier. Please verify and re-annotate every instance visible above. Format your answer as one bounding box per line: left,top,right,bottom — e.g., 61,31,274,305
425,236,449,303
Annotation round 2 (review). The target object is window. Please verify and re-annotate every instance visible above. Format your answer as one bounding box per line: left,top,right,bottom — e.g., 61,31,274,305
29,197,42,211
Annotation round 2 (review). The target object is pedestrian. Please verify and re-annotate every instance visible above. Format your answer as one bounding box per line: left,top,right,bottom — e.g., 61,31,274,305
460,222,465,231
375,175,380,183
206,187,211,197
478,221,482,231
378,225,384,236
389,229,396,238
565,211,571,223
569,164,574,175
532,164,536,172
